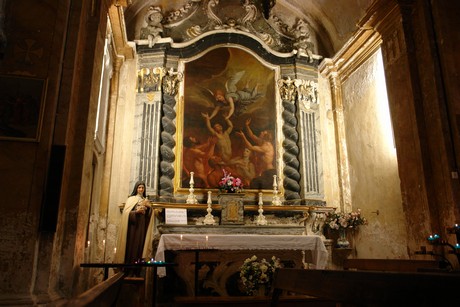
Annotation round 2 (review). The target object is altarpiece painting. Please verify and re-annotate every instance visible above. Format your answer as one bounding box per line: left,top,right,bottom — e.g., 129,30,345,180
178,47,280,193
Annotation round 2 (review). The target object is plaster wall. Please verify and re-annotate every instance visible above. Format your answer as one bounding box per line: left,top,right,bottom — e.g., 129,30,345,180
318,74,341,209
342,49,408,258
106,56,139,263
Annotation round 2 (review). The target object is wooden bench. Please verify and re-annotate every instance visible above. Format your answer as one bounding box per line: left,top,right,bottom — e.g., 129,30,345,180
270,268,460,306
66,272,125,307
343,258,442,272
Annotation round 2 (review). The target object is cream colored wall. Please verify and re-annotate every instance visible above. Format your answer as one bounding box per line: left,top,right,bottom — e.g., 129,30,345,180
106,55,139,262
318,74,341,210
341,49,408,258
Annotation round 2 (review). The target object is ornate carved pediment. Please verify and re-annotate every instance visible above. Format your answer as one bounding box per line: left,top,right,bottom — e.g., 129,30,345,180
137,0,321,60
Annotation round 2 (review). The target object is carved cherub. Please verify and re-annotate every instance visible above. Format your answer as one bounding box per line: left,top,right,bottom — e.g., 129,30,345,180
140,6,164,48
293,19,314,62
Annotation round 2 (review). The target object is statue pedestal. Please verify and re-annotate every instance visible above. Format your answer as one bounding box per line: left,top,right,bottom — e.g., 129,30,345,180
218,193,244,225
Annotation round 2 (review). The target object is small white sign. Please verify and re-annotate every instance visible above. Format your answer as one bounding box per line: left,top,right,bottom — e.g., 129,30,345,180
165,208,188,225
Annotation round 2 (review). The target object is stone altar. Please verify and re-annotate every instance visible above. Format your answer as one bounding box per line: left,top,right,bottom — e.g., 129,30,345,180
154,234,329,297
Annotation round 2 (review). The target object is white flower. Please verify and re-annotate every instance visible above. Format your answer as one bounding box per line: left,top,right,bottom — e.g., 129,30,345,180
239,255,282,296
325,210,367,231
260,264,268,272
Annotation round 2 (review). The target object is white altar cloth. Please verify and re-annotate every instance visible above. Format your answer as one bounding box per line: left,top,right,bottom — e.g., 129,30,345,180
155,234,328,277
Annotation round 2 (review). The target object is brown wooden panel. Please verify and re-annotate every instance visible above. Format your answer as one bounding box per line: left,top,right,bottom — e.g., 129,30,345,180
342,258,441,272
271,268,460,306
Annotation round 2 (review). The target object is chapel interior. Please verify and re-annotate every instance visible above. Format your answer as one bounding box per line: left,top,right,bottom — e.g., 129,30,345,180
0,0,460,306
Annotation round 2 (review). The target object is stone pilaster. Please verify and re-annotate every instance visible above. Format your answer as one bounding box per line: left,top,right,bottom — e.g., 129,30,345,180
320,61,352,213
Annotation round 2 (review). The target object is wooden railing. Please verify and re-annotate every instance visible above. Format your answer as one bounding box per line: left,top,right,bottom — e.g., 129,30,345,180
66,272,124,307
77,262,176,307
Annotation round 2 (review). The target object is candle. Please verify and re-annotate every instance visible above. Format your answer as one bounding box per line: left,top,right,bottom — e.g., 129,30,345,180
273,175,277,187
102,239,106,246
207,191,212,204
114,247,117,254
190,172,195,185
87,240,90,248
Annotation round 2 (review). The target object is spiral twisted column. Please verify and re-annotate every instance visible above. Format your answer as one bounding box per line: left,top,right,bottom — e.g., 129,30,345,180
158,93,176,197
278,77,301,200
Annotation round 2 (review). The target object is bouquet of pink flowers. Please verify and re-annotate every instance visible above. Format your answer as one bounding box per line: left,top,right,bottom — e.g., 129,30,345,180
218,169,243,193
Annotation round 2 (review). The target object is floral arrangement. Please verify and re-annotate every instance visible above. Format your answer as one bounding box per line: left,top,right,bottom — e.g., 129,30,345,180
325,209,368,231
239,255,282,296
218,169,243,193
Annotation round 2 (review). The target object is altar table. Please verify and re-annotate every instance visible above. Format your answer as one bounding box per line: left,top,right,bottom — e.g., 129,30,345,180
155,234,328,277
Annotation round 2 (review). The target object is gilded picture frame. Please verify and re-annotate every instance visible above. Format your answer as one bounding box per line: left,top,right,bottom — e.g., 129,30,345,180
0,75,47,141
176,46,282,195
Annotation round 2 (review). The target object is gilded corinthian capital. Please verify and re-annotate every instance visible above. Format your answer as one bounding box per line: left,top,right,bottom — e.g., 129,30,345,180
277,77,296,102
294,79,319,110
162,68,183,96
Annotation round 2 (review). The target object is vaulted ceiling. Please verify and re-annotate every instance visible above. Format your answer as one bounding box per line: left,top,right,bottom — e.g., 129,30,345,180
120,0,373,58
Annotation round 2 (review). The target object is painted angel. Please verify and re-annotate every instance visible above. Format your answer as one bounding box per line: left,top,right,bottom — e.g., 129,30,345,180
200,71,262,120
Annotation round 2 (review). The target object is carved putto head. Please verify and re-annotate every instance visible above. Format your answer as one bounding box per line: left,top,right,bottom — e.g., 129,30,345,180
145,6,163,26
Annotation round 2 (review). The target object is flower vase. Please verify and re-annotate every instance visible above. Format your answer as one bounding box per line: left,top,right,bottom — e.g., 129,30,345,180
256,284,267,296
336,229,350,248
